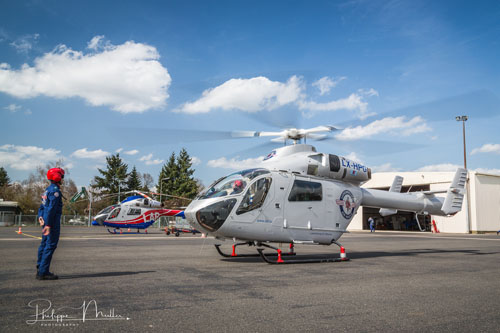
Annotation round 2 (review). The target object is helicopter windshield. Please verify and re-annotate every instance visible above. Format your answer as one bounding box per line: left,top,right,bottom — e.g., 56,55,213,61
97,205,118,216
198,168,270,199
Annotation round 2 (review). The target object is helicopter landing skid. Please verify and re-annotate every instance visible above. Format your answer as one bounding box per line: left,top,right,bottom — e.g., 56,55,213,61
214,243,296,258
257,242,350,264
107,228,144,235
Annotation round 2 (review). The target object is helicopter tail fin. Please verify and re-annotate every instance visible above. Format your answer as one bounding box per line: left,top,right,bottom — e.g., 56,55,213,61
441,168,467,215
379,175,404,217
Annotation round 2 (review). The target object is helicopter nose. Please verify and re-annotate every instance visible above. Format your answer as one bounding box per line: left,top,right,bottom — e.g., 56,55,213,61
187,199,237,233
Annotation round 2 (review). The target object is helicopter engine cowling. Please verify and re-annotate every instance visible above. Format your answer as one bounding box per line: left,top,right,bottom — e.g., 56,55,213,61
139,198,162,208
312,154,371,185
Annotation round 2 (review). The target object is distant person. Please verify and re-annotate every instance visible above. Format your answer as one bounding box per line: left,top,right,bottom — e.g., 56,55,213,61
369,216,375,233
36,168,64,280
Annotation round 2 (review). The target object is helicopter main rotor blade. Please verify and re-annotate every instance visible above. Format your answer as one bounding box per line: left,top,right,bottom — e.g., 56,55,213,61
336,89,499,128
110,127,263,145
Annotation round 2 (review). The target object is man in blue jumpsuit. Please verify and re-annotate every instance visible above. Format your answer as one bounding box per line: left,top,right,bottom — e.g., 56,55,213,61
369,216,375,233
36,167,64,280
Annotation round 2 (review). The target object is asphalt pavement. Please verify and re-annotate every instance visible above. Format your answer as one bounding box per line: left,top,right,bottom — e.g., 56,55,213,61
1,226,499,332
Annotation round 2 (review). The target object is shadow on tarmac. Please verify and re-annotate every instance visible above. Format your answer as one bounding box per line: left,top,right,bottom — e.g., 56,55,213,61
59,270,155,279
349,248,499,259
219,248,499,263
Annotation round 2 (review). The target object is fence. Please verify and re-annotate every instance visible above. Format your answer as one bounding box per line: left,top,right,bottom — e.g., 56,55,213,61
0,212,187,229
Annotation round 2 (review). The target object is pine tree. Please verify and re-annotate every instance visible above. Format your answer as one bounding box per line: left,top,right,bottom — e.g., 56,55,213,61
0,167,10,187
126,166,142,191
92,153,129,203
176,148,198,199
157,149,198,207
158,152,178,201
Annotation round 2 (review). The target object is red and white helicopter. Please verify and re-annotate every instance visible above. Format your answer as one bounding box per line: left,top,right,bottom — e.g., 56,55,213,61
92,190,189,234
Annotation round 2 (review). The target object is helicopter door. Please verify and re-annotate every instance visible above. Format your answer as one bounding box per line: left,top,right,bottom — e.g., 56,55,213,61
234,175,274,224
283,177,325,239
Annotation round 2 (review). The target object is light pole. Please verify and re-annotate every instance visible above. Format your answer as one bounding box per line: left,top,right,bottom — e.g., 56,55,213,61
159,177,170,203
455,115,468,169
113,176,121,204
456,115,471,233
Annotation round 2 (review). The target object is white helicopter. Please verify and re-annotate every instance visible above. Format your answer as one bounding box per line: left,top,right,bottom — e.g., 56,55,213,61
184,126,466,264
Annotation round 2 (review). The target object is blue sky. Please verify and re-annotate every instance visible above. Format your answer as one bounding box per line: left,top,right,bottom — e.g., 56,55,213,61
1,0,499,188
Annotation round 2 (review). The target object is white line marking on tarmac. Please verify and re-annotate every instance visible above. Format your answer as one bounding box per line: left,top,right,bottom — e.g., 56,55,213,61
346,233,500,242
1,235,208,241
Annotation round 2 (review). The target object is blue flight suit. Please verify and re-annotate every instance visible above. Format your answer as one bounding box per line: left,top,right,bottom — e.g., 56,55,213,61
37,182,63,276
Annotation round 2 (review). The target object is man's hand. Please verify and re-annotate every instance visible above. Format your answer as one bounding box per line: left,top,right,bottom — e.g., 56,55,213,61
42,226,50,236
38,216,45,226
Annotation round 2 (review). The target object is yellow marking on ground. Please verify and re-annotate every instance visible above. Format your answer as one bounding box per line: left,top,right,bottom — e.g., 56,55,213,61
14,230,42,240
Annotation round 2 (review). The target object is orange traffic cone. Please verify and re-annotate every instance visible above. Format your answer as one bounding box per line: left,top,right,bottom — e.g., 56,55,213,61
145,229,148,234
17,227,22,234
277,249,284,263
120,229,123,234
340,246,348,261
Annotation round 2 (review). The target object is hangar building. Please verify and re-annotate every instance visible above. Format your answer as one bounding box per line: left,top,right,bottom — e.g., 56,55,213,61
348,171,500,234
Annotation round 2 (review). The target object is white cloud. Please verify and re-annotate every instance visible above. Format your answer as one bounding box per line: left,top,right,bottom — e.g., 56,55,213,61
336,116,431,140
372,163,402,172
4,104,21,112
177,76,304,114
139,153,163,165
471,143,500,155
116,148,124,153
415,164,462,172
124,149,139,156
190,156,201,165
0,36,171,113
343,152,364,164
207,156,265,170
87,35,109,51
71,148,110,160
299,93,376,119
312,76,346,95
358,88,379,97
10,33,39,54
415,164,500,175
0,144,61,170
176,75,378,120
474,168,500,175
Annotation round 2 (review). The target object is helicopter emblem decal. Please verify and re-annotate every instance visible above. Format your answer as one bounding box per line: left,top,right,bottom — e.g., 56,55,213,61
336,190,356,219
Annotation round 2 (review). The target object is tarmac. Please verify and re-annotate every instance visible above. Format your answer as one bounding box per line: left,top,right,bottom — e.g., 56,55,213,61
1,226,500,332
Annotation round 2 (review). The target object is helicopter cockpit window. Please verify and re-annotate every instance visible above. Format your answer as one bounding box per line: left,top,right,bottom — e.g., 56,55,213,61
236,177,272,215
97,205,116,216
288,180,322,202
198,168,270,199
108,207,121,219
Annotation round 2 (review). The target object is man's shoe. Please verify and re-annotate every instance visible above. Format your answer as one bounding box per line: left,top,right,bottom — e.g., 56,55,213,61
36,272,58,280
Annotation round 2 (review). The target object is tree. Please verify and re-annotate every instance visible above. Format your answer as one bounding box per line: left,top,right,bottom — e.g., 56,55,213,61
0,167,10,187
157,149,198,207
158,152,178,200
92,153,129,204
126,166,141,191
141,173,154,192
175,148,198,199
0,160,81,215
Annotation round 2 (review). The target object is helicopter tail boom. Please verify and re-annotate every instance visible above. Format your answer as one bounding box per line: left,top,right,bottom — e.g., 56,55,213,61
360,168,466,216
